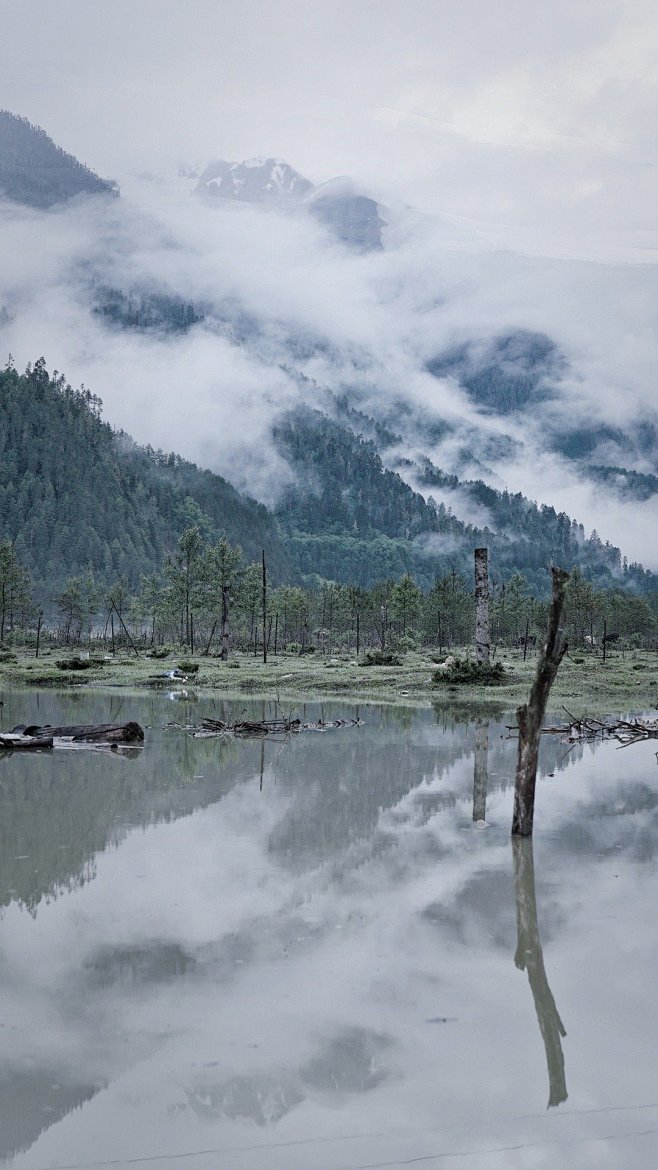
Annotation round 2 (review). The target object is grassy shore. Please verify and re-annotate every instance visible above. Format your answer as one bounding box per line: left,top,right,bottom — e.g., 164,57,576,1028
0,645,656,714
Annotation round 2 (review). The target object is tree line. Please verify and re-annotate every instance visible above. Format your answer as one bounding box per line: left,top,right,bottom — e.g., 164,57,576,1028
1,531,656,656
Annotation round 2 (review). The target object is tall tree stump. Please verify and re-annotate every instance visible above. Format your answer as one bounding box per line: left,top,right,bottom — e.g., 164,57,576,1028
512,566,569,836
474,547,490,664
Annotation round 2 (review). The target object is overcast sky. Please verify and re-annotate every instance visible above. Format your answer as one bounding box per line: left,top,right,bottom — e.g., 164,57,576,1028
2,0,658,255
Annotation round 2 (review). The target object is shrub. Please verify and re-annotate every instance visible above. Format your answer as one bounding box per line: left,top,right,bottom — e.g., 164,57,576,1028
432,656,506,686
147,646,170,659
178,660,200,674
56,657,99,671
393,633,420,652
359,650,403,667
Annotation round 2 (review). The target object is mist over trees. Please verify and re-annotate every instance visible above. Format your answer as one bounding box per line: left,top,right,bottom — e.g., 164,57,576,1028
0,358,655,649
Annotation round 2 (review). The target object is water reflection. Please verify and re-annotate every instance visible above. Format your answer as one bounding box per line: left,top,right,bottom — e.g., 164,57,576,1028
1,692,657,1169
472,719,488,822
513,836,568,1108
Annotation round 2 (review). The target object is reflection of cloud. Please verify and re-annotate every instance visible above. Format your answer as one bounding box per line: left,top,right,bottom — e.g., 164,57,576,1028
0,708,657,1163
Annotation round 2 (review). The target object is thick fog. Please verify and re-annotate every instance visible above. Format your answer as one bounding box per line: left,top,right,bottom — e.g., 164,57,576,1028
0,1,657,564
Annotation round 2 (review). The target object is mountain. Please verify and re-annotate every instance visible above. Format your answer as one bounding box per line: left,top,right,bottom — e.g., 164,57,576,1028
0,360,290,600
194,156,383,251
427,330,562,414
2,359,652,604
0,110,116,208
195,157,313,203
307,178,384,252
427,328,658,475
272,406,651,594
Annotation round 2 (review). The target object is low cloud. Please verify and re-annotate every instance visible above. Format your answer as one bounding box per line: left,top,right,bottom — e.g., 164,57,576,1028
1,169,657,567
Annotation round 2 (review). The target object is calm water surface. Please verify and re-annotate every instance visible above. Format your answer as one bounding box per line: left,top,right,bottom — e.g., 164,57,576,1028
0,689,656,1170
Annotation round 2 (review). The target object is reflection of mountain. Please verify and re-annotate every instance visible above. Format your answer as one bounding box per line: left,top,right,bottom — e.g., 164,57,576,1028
0,700,655,1160
267,721,474,867
83,941,194,987
0,1068,101,1163
0,694,260,914
185,1026,390,1128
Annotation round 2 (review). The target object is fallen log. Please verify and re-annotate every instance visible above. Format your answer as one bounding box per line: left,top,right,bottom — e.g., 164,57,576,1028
16,721,144,744
0,733,54,750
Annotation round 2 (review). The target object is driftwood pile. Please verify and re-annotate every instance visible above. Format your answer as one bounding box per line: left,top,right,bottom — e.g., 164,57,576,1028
507,711,658,749
171,716,362,739
0,722,145,752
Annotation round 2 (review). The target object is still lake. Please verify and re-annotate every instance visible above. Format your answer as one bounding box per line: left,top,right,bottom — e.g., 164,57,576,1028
0,689,656,1170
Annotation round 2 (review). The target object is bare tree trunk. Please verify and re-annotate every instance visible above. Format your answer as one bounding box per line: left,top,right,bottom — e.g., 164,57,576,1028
110,599,140,657
472,720,488,822
204,619,218,656
512,567,569,837
221,585,230,661
35,610,43,658
523,616,530,661
474,547,490,663
356,611,360,655
513,837,567,1107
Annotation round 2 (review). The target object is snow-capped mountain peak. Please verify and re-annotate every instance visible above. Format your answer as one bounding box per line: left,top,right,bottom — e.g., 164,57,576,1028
195,157,314,202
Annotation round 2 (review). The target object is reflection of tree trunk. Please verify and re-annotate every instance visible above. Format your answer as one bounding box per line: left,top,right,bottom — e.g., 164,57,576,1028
512,837,567,1108
472,721,488,822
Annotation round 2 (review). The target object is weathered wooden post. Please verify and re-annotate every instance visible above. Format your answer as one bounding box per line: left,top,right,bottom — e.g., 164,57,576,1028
512,567,569,837
472,719,488,822
513,836,567,1107
474,547,490,664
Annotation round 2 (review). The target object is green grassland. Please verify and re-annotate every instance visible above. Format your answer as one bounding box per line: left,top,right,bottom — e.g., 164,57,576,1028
0,645,657,716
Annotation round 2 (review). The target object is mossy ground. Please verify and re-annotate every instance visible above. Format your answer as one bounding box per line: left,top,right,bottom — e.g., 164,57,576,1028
0,645,657,715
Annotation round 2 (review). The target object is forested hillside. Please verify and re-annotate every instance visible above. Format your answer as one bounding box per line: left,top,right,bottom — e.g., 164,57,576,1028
273,408,652,594
0,111,116,207
0,360,290,599
0,360,654,607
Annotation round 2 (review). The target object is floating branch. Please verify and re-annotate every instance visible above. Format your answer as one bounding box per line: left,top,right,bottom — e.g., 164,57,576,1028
169,716,363,739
